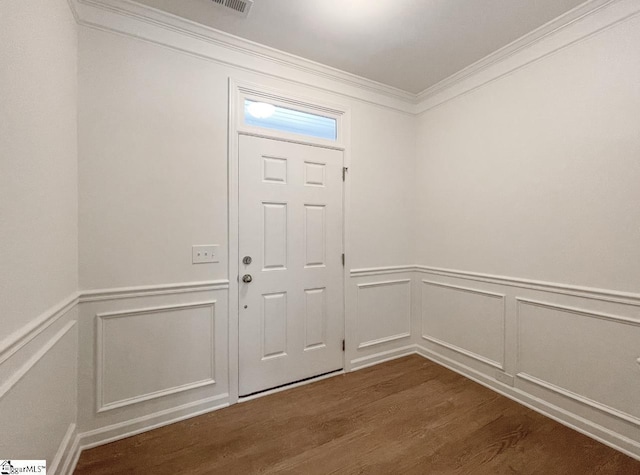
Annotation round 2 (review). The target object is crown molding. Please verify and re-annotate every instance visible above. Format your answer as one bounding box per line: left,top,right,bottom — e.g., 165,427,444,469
71,0,416,113
70,0,639,116
416,0,640,113
416,0,615,102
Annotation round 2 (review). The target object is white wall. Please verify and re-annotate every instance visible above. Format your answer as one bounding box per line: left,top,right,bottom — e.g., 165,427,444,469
76,20,415,442
414,3,640,458
0,0,79,337
415,13,640,292
0,0,79,471
78,29,415,290
3,0,638,466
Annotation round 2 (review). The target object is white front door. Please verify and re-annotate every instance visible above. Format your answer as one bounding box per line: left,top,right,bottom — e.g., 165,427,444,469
238,135,344,396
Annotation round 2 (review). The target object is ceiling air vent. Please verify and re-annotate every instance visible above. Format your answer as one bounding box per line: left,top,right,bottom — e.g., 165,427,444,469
210,0,254,18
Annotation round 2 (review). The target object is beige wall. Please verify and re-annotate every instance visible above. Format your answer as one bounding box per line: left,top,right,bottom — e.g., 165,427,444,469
415,14,640,292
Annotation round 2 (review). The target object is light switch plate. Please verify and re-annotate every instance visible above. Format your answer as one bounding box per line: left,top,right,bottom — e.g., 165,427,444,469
192,245,219,264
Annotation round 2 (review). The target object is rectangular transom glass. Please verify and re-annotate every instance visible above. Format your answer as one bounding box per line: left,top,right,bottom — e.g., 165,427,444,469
244,99,337,141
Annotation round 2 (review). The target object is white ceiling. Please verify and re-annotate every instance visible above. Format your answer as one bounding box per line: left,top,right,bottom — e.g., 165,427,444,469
134,0,587,94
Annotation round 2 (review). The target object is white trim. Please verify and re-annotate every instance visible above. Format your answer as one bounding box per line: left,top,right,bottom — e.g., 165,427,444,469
420,335,503,370
357,333,411,350
0,293,79,365
514,298,640,428
416,0,616,101
95,301,217,412
61,430,82,475
228,78,351,404
235,81,347,149
71,0,415,114
0,281,229,367
420,279,507,370
0,321,77,401
517,372,640,428
516,298,640,327
420,279,505,299
68,0,637,117
415,345,640,461
349,344,417,372
228,78,241,405
77,393,230,451
79,280,229,302
350,265,415,277
416,0,640,113
356,278,411,289
415,265,640,306
49,423,77,475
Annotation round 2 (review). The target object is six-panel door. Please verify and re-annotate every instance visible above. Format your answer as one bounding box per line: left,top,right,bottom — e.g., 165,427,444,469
238,135,344,396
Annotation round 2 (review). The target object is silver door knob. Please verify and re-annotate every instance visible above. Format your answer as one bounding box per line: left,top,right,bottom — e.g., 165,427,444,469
242,274,253,283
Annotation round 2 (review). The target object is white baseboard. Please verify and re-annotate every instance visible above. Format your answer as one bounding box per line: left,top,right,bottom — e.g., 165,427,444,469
49,423,77,475
414,344,640,462
77,393,230,452
66,393,230,473
349,344,418,371
64,343,639,471
60,431,82,475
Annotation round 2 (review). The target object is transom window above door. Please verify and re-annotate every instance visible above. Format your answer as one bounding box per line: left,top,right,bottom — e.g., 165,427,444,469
243,99,338,141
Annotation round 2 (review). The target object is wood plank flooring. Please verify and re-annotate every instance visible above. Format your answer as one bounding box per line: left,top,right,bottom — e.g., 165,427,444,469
75,355,640,474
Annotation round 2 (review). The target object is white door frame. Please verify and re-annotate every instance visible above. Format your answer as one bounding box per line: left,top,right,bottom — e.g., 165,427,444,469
227,78,352,404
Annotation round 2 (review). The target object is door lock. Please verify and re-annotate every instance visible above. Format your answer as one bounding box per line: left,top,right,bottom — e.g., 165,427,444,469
242,274,253,283
242,256,252,265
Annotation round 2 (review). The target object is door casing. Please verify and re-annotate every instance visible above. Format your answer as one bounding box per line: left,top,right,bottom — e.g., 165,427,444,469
227,79,352,403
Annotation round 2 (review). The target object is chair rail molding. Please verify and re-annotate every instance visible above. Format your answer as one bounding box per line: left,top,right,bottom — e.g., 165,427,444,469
0,321,77,401
415,265,640,307
0,293,80,366
79,280,229,302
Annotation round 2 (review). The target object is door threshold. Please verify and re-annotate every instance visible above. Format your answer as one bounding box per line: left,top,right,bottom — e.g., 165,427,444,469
239,368,344,402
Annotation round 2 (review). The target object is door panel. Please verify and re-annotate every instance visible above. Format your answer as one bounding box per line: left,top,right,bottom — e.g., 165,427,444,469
239,135,344,396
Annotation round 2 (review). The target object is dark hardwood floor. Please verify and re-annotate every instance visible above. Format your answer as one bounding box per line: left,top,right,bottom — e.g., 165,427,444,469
75,355,640,474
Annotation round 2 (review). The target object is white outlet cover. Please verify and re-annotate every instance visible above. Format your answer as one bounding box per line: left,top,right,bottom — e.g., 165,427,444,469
192,245,220,264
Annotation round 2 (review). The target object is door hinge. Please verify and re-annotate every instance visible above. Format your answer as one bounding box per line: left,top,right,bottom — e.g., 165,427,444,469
341,253,345,266
342,339,345,351
342,167,348,181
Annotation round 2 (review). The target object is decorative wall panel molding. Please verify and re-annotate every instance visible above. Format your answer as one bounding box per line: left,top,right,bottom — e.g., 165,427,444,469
356,279,411,349
96,301,217,412
516,298,640,426
420,280,505,370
